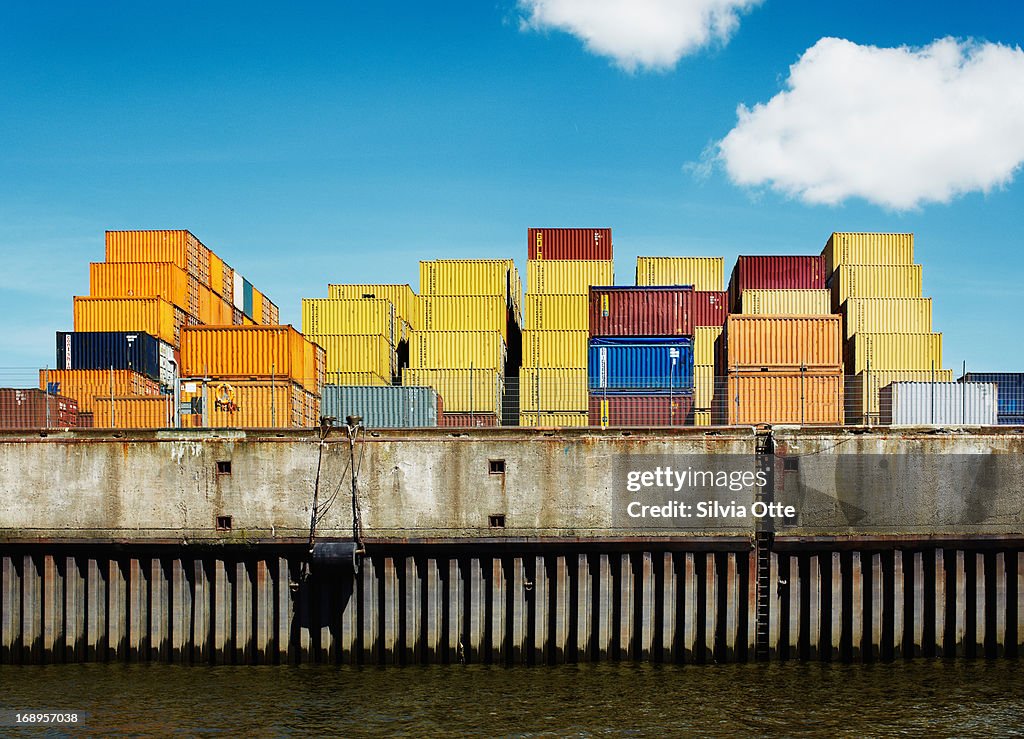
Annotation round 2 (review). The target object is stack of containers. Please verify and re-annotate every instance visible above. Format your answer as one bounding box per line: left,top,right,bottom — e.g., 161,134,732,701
635,256,727,426
588,287,695,427
522,229,613,427
823,233,955,424
302,295,399,386
405,259,521,426
959,373,1024,425
720,255,842,425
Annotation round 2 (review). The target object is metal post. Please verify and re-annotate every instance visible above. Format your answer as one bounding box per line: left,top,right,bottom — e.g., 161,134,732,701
962,360,967,425
866,360,871,427
470,363,474,417
110,365,115,429
44,366,50,428
271,363,276,428
800,365,806,426
170,360,180,429
931,360,936,425
202,377,209,428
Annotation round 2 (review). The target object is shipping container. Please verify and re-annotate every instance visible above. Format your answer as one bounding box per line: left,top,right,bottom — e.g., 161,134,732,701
301,298,396,344
588,392,695,427
93,395,173,429
77,411,94,428
728,256,826,313
105,230,211,287
528,228,612,261
73,296,181,346
846,333,943,373
527,260,614,296
419,260,522,324
89,261,193,313
588,286,692,337
0,389,78,429
263,297,280,326
635,256,724,291
822,232,914,276
523,294,588,331
588,337,695,391
327,284,420,331
842,297,932,339
56,331,165,384
304,334,395,380
693,409,711,427
518,412,589,428
691,290,729,328
960,373,1024,416
321,385,440,428
725,315,843,370
402,368,503,414
740,289,832,316
409,330,506,371
880,382,998,426
694,327,722,367
694,364,716,408
323,372,391,387
519,368,588,412
419,296,509,339
438,412,499,428
846,369,954,424
179,379,313,428
251,288,264,325
198,282,234,326
209,253,224,299
999,414,1024,426
719,372,844,426
829,265,923,311
522,330,589,368
40,369,162,414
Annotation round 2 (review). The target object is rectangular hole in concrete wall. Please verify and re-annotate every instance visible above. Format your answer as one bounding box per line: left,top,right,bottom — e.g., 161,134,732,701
216,461,232,475
488,515,505,529
489,460,505,475
216,516,232,531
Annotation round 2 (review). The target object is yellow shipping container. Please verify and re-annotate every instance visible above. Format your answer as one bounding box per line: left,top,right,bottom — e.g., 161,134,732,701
523,294,588,331
635,256,724,291
105,230,212,287
93,395,173,429
519,412,588,428
823,232,914,276
693,409,712,427
402,368,503,414
522,329,589,368
843,297,932,339
419,296,508,339
694,364,716,408
519,368,588,412
527,260,613,295
209,253,224,299
304,334,395,380
845,369,955,425
419,260,522,324
830,265,923,310
88,262,193,314
721,372,844,426
740,289,832,316
301,298,396,344
324,372,392,387
39,369,162,414
73,296,181,346
251,288,264,325
694,326,722,366
179,379,312,428
846,332,943,372
327,284,420,331
409,330,506,371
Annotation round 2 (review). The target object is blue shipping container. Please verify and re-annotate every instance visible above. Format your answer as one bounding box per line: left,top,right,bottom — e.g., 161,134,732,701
56,331,162,382
588,337,694,390
998,414,1024,426
243,279,254,319
960,373,1024,415
321,385,440,428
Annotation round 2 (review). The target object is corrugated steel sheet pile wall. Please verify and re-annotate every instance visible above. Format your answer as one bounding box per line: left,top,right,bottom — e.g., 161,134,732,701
959,373,1024,426
522,229,612,427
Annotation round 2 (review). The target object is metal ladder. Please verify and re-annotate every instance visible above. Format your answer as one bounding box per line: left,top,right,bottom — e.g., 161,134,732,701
754,430,775,661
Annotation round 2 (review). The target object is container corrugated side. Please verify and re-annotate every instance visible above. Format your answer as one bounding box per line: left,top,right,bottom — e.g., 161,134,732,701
179,379,308,428
197,282,234,326
693,409,711,427
721,372,844,426
327,284,420,331
522,330,589,368
846,333,943,372
846,369,954,424
419,296,508,339
829,265,923,310
180,325,318,393
843,298,932,339
419,260,513,297
589,286,692,337
527,260,613,296
93,395,173,429
880,382,998,426
301,298,396,344
402,368,503,414
694,365,715,408
321,385,440,428
104,230,211,287
408,330,506,371
304,334,395,380
635,257,724,291
519,368,588,412
691,291,729,327
588,337,695,391
323,372,391,387
728,256,826,312
0,389,78,429
251,288,264,325
438,412,500,428
528,228,612,261
523,295,588,331
725,315,843,370
519,412,589,427
823,232,914,276
89,261,194,315
56,331,162,383
73,296,179,346
694,327,722,366
960,373,1024,415
209,253,224,299
40,369,161,414
588,392,696,427
740,289,832,316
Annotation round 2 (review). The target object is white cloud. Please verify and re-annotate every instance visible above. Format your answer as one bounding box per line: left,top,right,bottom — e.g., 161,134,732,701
518,0,762,72
716,37,1024,209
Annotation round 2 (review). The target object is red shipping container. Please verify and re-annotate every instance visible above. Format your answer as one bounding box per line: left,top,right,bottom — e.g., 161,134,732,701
728,256,826,312
438,412,499,427
692,290,729,328
528,228,613,261
588,392,695,427
77,411,95,428
0,388,79,429
589,286,692,337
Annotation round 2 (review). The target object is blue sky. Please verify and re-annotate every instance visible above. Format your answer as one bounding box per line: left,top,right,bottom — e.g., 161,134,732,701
1,0,1022,372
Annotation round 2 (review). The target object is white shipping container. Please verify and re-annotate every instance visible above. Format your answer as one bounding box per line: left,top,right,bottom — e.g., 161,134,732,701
880,382,998,426
159,340,176,389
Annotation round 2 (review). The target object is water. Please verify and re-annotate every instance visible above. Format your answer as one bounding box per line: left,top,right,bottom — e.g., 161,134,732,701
1,661,1022,737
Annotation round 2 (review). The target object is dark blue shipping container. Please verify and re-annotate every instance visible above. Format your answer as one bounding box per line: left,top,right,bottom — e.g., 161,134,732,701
56,331,161,381
998,414,1024,426
243,280,254,319
588,337,694,391
960,373,1024,415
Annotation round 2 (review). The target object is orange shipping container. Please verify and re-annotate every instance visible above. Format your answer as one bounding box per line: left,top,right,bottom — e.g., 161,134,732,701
105,230,211,287
88,261,195,316
180,325,320,394
73,296,183,346
725,315,842,371
721,372,844,426
179,379,313,428
93,395,173,428
41,369,162,414
197,282,234,325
